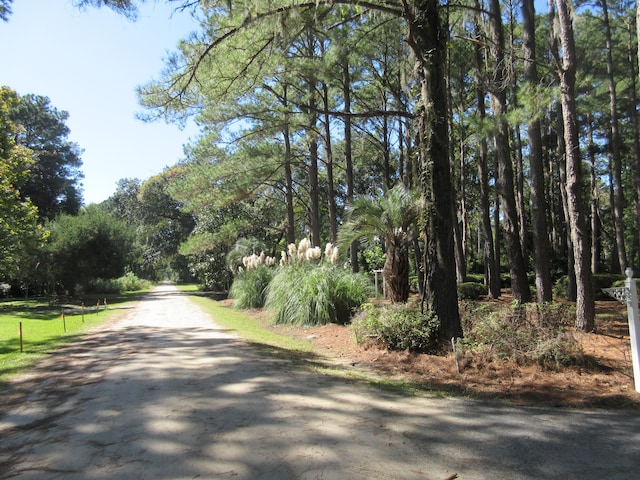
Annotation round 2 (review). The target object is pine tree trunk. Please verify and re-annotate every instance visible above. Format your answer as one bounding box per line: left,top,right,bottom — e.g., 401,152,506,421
322,82,338,243
555,102,577,302
382,92,392,190
522,0,553,302
587,115,601,273
343,59,359,272
407,0,462,340
635,2,640,268
627,22,640,267
473,0,500,299
488,0,531,303
600,0,627,273
305,67,321,247
283,123,296,245
554,0,595,331
282,85,296,245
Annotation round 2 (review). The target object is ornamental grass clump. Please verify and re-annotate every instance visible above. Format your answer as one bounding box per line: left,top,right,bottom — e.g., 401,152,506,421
229,251,277,309
265,239,371,326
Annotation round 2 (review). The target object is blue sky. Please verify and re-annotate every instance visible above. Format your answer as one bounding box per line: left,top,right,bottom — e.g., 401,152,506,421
0,0,199,204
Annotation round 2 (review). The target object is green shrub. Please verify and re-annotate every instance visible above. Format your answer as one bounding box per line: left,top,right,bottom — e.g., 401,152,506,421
554,273,625,300
459,301,582,369
229,265,275,309
116,272,152,292
360,245,386,271
457,282,488,300
265,264,372,326
553,275,568,298
593,273,624,299
611,277,640,290
84,273,152,294
84,278,121,294
464,273,485,284
351,302,440,353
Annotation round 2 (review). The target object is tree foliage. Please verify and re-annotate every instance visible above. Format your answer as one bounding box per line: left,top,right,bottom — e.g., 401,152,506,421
0,87,46,279
46,205,134,294
9,93,84,219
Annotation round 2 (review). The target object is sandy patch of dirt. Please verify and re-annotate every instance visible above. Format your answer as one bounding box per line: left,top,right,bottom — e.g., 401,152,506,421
221,298,640,410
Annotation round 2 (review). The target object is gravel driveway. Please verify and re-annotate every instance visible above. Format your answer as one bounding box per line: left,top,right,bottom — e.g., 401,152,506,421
1,284,639,479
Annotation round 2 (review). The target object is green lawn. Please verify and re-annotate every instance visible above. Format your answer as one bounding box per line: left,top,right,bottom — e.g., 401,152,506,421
0,292,147,382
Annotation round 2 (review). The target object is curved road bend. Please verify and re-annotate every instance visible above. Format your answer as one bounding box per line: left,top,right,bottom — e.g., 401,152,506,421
0,284,638,479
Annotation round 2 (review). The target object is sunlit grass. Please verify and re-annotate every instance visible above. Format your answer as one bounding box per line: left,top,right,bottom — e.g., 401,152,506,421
176,284,201,293
0,292,146,383
188,295,314,353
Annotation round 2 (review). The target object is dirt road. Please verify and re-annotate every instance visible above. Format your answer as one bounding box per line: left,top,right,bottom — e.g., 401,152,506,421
1,284,638,479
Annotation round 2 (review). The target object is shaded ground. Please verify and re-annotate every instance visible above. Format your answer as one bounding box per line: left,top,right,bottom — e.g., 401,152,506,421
241,297,640,410
0,286,639,480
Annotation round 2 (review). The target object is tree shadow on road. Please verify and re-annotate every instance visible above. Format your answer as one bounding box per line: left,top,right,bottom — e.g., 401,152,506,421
1,302,638,480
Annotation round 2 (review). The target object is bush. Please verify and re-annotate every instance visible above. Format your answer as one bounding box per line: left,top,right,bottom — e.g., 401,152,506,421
459,301,583,369
611,277,640,290
229,265,275,309
351,302,440,353
84,278,121,294
265,264,372,326
553,275,568,298
457,282,488,300
84,273,152,294
554,273,625,300
464,273,485,284
116,272,153,292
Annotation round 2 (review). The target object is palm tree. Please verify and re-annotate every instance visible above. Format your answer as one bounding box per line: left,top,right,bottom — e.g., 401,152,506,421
339,184,418,302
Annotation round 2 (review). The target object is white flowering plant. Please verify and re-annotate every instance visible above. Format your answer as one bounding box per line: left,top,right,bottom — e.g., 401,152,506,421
278,238,339,267
230,238,370,321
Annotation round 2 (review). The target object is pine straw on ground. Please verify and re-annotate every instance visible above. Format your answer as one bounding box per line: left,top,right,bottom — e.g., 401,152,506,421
222,297,640,410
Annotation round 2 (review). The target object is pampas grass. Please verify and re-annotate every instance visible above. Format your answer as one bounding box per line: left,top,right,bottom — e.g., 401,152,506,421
265,264,372,326
229,265,275,309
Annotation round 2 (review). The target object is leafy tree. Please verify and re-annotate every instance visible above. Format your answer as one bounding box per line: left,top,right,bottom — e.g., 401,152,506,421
136,169,195,281
9,93,84,219
0,87,46,280
46,205,134,295
102,174,194,282
102,177,143,220
78,0,640,336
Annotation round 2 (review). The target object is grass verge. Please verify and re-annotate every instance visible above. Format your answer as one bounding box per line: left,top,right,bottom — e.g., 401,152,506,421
0,291,147,383
188,293,447,398
188,295,314,353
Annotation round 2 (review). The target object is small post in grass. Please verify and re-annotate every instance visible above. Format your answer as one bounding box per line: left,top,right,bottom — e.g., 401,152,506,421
62,310,66,332
19,322,23,353
82,302,85,323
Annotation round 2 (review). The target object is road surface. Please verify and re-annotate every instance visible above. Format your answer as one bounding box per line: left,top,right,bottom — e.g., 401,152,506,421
0,284,639,479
